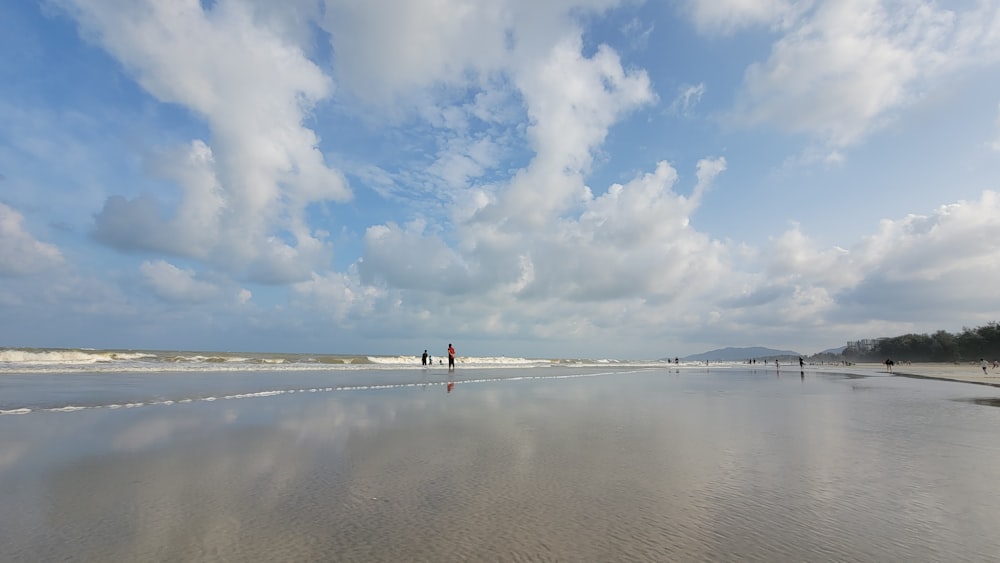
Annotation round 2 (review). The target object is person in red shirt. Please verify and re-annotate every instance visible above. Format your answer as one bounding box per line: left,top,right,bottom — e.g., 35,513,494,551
447,343,456,370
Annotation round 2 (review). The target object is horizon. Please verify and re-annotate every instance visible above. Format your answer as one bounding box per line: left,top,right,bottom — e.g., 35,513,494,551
0,343,854,362
2,1,999,358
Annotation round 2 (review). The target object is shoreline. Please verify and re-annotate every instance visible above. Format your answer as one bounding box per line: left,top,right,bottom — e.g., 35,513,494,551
813,361,1000,388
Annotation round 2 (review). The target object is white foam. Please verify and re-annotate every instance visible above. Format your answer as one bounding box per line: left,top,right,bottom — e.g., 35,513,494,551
0,348,155,364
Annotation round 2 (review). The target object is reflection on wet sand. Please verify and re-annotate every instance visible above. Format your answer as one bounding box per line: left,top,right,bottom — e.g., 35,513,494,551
3,370,1000,561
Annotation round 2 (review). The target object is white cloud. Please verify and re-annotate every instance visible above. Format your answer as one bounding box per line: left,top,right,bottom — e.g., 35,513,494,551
61,0,349,283
480,37,655,226
319,0,623,108
726,1,1000,148
621,17,654,51
292,267,382,325
669,83,706,117
740,191,1000,339
140,260,220,303
685,0,803,34
356,159,739,354
0,203,64,276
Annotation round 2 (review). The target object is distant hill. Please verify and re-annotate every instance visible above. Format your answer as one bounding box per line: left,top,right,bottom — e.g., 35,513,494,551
679,346,801,361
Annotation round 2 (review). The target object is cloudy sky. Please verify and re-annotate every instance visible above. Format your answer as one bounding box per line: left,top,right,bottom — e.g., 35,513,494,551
1,0,999,359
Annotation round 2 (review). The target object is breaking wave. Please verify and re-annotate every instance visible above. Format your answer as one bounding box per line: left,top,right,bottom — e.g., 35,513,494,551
0,347,677,374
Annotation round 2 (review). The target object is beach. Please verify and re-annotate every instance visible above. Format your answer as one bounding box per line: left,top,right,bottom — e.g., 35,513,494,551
3,362,1000,561
811,361,1000,387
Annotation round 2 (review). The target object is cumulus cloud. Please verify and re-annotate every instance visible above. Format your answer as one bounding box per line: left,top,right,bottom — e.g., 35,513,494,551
742,191,1000,338
476,38,655,226
0,203,64,276
140,260,220,303
292,267,382,325
722,1,1000,148
61,0,349,283
319,0,623,108
354,158,736,352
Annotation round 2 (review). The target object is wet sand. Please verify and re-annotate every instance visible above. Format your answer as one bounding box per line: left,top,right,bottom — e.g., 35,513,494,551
4,367,1000,561
812,361,1000,387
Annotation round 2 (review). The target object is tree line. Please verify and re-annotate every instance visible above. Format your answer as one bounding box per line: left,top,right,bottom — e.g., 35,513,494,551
836,322,1000,362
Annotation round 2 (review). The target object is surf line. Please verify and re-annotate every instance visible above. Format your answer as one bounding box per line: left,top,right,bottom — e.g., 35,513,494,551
0,369,657,415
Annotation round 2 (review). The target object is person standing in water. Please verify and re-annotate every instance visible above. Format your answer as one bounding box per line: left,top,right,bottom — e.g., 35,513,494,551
448,343,456,370
421,350,428,366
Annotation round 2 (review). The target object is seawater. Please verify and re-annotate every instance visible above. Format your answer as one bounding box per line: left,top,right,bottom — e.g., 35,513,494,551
0,346,648,374
2,365,1000,561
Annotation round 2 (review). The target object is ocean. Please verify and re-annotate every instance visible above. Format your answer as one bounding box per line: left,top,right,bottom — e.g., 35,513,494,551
0,347,669,415
3,348,1000,561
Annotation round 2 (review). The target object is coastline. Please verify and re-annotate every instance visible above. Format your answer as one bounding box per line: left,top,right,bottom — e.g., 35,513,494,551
814,361,1000,388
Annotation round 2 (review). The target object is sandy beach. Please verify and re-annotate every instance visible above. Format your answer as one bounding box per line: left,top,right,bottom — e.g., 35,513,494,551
4,366,1000,561
812,361,1000,387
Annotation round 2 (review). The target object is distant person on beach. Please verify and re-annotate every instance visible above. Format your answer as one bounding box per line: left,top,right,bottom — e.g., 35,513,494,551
981,359,989,375
885,359,894,373
798,357,804,369
448,343,456,369
422,350,428,366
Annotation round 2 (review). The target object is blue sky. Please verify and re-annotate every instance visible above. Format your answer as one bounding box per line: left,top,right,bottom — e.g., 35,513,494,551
2,0,999,359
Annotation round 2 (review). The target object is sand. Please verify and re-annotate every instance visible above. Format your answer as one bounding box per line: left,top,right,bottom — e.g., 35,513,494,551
5,366,1000,561
812,361,1000,387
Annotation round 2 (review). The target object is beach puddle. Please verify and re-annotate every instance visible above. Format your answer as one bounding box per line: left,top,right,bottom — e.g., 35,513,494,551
955,397,1000,408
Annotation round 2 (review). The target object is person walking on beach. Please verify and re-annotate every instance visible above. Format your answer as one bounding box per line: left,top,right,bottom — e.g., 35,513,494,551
885,358,894,373
981,359,989,375
422,350,428,366
447,343,456,370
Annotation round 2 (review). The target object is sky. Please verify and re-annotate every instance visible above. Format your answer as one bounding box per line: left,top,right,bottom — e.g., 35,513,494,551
1,0,1000,359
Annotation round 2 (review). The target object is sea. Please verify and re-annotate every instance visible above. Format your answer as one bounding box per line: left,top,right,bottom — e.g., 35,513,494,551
0,346,671,415
3,347,1000,561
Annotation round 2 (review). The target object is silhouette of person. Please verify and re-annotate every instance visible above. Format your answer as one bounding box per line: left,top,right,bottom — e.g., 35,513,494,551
421,350,428,366
448,343,456,370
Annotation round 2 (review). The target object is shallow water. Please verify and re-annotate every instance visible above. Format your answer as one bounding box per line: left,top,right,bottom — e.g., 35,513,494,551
2,367,1000,561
